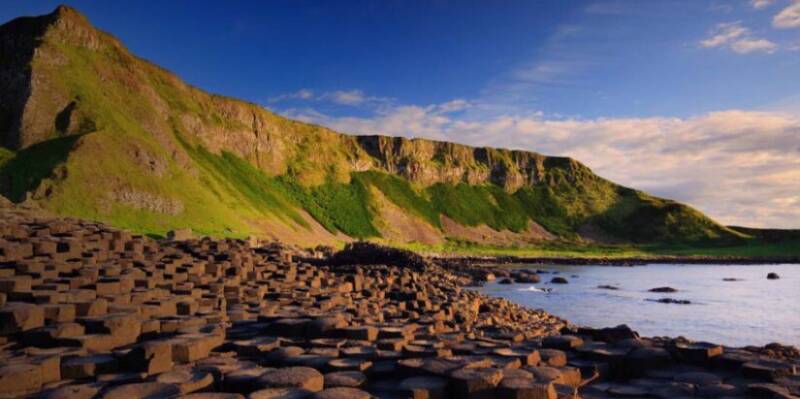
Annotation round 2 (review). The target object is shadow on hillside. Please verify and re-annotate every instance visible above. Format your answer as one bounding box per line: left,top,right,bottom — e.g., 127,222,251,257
0,135,81,202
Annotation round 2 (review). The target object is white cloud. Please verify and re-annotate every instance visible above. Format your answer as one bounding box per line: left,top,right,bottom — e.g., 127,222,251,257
700,22,748,48
773,1,800,28
270,88,393,108
699,22,778,54
323,90,366,105
750,0,774,10
285,103,800,229
267,88,315,103
731,37,778,53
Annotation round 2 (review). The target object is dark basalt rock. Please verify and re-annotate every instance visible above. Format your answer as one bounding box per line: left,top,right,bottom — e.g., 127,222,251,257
578,324,639,343
597,285,619,290
648,286,678,293
767,272,780,280
550,277,568,284
327,242,431,270
647,298,691,305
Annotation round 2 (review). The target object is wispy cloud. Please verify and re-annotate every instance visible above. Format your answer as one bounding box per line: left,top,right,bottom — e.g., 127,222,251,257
699,22,778,53
773,1,800,28
284,102,800,229
731,37,778,53
268,88,393,108
267,88,315,103
750,0,774,10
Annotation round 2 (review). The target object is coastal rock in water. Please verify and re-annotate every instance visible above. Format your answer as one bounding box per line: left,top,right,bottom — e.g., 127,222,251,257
647,298,691,305
499,278,513,285
597,285,619,290
767,272,780,280
648,286,678,293
550,277,568,284
578,324,640,342
722,278,743,282
513,272,541,284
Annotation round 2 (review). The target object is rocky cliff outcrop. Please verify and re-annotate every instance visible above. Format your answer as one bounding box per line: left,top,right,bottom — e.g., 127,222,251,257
0,6,741,245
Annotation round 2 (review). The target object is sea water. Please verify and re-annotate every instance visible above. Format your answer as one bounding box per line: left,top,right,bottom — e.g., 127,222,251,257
480,263,800,347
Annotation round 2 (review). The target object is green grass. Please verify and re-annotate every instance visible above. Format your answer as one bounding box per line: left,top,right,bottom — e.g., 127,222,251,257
353,171,441,228
0,135,81,201
277,175,379,239
426,183,530,232
183,143,309,228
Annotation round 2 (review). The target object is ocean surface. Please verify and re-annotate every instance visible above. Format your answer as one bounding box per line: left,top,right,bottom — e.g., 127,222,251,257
480,263,800,347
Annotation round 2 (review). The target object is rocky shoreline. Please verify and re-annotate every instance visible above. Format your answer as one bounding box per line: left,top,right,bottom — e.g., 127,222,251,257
1,208,798,398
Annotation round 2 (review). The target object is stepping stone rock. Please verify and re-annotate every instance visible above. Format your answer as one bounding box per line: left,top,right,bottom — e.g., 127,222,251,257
156,369,214,394
249,388,312,399
673,371,723,386
538,350,567,367
99,382,181,399
259,367,324,392
184,394,245,399
742,359,797,380
311,387,370,399
40,383,102,399
672,341,723,364
327,358,372,372
497,378,556,399
542,335,583,351
449,367,503,399
124,340,174,374
324,371,366,388
0,302,45,335
223,367,272,393
0,362,43,396
61,354,117,379
399,376,448,399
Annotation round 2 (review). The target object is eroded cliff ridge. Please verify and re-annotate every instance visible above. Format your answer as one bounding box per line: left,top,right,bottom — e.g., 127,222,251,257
0,6,742,245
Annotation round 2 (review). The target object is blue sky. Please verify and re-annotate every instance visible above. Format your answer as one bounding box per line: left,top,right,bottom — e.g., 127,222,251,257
3,0,798,118
2,1,800,228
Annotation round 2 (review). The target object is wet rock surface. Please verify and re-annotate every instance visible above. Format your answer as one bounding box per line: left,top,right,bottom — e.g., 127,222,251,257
0,208,798,398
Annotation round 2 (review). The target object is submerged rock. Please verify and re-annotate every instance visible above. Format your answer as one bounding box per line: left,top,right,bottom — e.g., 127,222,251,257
648,286,678,293
597,285,619,290
647,298,692,305
550,277,569,284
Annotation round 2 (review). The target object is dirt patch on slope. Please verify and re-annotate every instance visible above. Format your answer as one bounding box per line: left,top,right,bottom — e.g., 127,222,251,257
441,216,554,246
250,208,349,248
370,188,444,246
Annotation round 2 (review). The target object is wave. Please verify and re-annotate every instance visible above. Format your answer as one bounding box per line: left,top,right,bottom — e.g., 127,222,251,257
516,286,552,293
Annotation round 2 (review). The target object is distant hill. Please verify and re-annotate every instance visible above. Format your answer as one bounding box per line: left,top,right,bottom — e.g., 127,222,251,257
0,5,747,246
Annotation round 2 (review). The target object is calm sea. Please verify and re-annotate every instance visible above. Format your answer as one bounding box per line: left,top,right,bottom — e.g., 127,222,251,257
480,263,800,347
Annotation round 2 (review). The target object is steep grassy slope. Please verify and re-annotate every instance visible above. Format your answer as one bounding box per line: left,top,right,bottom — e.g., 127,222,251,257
0,6,745,246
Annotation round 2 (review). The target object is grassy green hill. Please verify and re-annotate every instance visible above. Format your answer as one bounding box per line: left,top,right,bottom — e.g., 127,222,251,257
1,5,779,255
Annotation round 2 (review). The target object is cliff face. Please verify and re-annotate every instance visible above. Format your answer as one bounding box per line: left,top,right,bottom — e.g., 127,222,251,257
0,6,743,245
